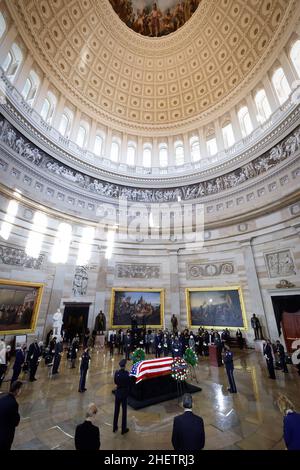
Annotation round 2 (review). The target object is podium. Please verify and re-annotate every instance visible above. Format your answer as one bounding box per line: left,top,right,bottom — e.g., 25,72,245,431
209,344,222,367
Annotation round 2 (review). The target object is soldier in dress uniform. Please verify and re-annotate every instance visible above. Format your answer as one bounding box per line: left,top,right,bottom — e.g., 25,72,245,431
52,340,63,375
10,345,26,385
223,344,237,393
27,339,42,382
113,359,130,435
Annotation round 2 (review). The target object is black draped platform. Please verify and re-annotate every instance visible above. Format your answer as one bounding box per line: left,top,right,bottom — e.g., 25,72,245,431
113,375,202,410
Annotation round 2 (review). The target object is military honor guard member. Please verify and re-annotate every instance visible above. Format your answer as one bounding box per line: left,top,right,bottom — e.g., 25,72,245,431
78,347,90,392
223,344,237,393
113,359,130,435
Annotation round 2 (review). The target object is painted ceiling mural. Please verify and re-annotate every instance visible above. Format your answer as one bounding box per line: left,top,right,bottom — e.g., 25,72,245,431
109,0,201,37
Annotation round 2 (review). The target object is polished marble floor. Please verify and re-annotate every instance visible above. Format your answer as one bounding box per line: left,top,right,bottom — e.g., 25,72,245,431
1,347,300,450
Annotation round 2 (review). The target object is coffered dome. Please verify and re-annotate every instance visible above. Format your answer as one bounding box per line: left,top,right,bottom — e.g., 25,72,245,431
6,0,298,132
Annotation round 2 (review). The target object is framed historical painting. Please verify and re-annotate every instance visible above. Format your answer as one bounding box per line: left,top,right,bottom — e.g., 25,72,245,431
0,280,44,335
186,286,248,330
109,288,164,328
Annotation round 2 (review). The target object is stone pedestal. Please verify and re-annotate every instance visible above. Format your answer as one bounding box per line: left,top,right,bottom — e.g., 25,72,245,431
95,334,105,349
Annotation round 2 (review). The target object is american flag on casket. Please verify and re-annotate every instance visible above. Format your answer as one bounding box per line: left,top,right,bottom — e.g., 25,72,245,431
130,356,175,384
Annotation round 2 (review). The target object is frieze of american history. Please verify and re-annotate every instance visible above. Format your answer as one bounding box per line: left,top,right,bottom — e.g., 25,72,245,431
0,115,299,203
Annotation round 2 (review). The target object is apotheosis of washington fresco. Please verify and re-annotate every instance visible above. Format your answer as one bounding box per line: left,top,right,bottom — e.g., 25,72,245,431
109,1,201,37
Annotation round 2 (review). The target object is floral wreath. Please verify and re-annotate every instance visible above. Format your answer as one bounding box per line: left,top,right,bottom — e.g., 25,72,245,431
171,357,188,382
184,348,198,367
132,348,146,364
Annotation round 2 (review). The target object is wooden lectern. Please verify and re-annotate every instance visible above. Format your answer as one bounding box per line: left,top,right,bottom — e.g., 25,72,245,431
209,344,222,367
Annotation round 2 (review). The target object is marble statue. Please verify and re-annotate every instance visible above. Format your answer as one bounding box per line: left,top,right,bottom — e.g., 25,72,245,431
52,308,63,341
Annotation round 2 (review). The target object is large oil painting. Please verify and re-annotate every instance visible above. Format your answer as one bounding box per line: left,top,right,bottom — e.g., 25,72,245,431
109,1,201,37
110,288,164,328
0,280,44,335
186,287,248,330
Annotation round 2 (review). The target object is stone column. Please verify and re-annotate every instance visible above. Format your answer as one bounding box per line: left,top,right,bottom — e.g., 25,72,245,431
14,55,34,91
168,136,175,166
246,95,259,129
43,265,67,338
198,128,208,159
279,50,298,88
183,134,191,163
240,240,269,342
214,120,225,153
168,249,181,330
52,95,66,129
136,135,143,166
230,108,243,142
120,132,128,164
93,251,109,329
105,127,112,160
88,119,97,152
262,75,280,112
34,76,50,114
70,108,82,142
0,25,18,64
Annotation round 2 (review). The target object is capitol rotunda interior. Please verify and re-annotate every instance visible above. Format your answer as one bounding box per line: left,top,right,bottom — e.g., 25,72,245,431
0,0,300,452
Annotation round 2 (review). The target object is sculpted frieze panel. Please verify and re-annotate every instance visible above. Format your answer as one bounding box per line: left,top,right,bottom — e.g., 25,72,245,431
0,114,299,203
0,244,45,269
187,262,234,279
116,263,160,279
264,250,296,278
72,266,89,296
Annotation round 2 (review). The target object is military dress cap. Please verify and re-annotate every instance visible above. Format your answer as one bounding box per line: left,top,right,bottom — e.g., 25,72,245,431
119,359,126,368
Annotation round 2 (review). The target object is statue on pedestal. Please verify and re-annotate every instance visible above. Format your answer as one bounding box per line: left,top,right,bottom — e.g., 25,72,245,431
94,310,106,334
53,308,63,342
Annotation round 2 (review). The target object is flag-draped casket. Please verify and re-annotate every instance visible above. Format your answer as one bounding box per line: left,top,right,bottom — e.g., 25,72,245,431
130,356,175,383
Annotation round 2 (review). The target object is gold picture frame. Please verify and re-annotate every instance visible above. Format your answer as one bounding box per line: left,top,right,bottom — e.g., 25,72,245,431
0,279,44,335
109,288,164,329
186,286,248,331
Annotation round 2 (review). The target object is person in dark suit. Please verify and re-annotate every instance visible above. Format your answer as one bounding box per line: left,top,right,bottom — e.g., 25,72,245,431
0,380,22,450
276,340,288,373
172,393,205,451
75,403,100,450
277,394,300,450
113,359,130,435
10,345,26,385
223,344,237,393
52,340,63,375
263,339,276,379
78,347,90,392
27,339,42,381
124,332,131,360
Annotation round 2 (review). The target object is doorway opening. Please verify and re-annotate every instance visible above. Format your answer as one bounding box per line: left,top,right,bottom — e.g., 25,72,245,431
63,302,91,343
271,295,300,352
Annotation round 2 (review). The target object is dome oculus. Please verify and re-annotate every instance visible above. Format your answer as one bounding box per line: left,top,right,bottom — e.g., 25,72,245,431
109,0,201,37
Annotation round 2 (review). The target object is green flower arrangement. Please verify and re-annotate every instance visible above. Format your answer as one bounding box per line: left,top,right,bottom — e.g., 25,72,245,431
184,348,198,367
171,357,188,382
132,348,146,364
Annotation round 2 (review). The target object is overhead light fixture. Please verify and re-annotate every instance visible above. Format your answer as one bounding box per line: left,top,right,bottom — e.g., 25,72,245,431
0,199,19,241
76,226,95,265
51,222,72,264
25,211,47,258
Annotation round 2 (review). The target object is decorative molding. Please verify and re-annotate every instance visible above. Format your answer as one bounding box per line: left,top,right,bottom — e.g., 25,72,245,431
186,261,234,279
116,263,160,279
264,249,296,279
1,114,300,203
72,266,89,296
275,279,296,288
0,244,45,269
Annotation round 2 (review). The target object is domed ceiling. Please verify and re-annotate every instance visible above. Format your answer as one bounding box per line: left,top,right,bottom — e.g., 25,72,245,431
109,1,200,37
5,0,298,132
